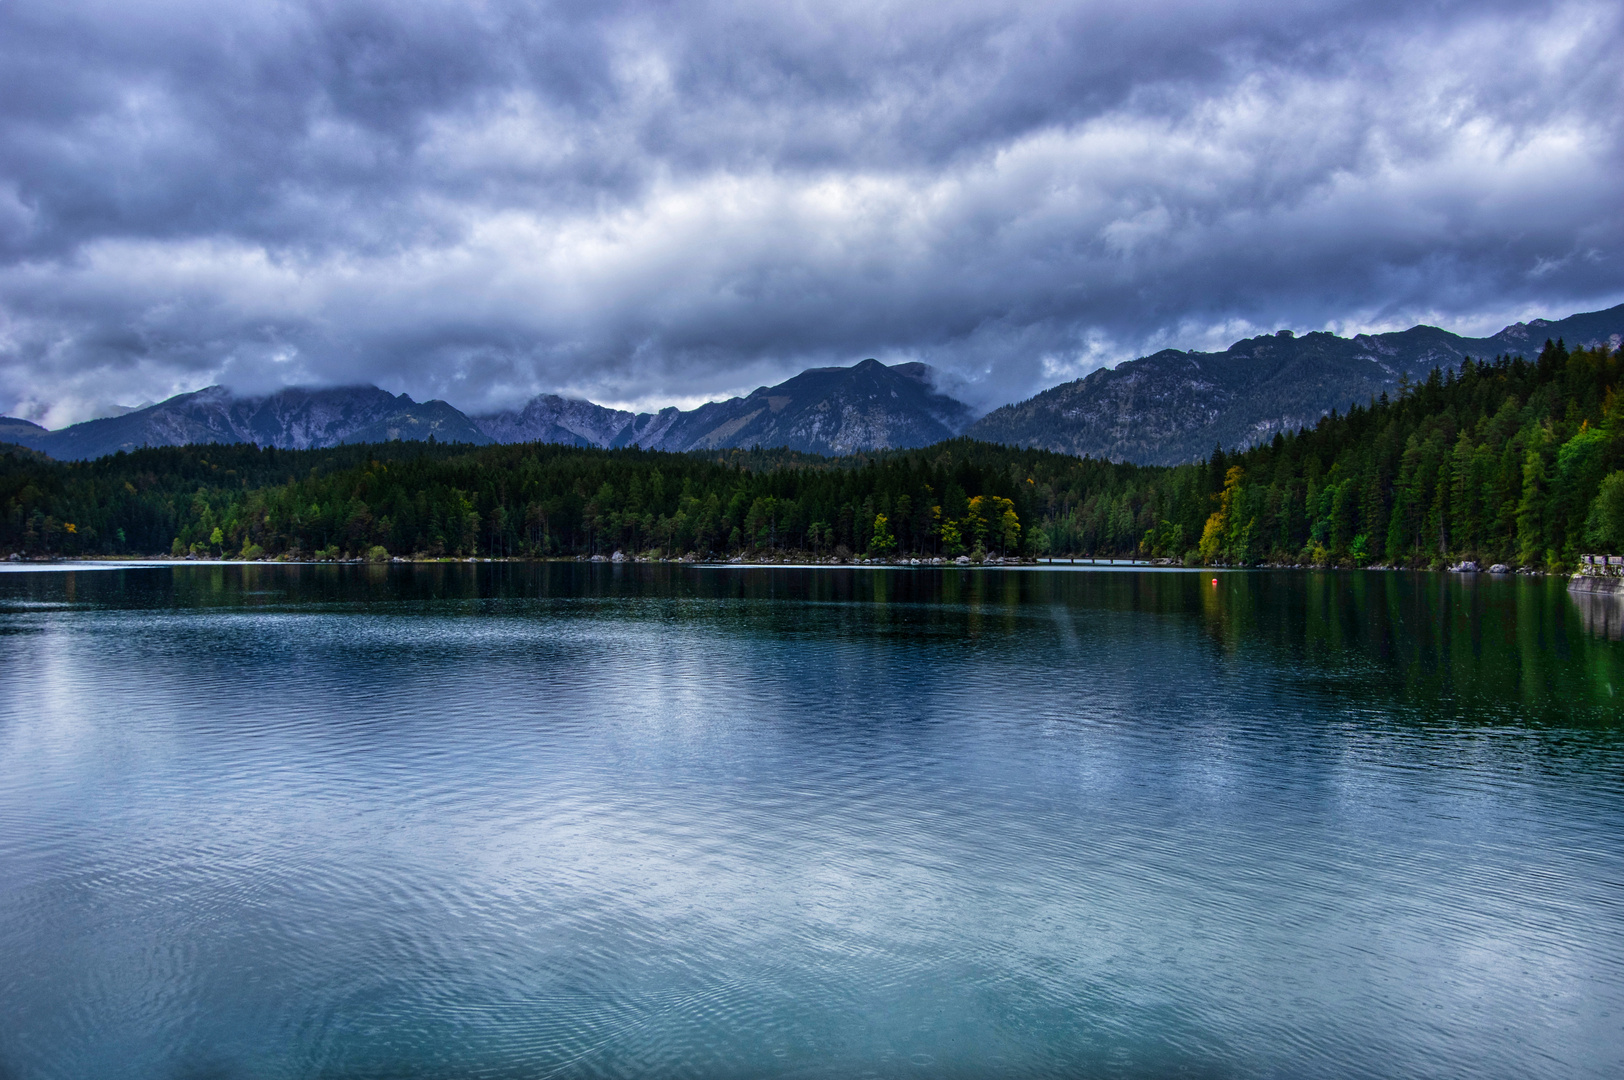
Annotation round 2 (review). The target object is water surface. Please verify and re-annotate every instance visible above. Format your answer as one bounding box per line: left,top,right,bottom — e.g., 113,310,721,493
1,564,1621,1079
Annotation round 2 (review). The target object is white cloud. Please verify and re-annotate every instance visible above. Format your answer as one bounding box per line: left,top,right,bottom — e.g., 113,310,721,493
0,0,1620,422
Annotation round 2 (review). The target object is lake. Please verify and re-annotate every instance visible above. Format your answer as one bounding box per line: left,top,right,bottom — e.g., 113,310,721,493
1,563,1621,1079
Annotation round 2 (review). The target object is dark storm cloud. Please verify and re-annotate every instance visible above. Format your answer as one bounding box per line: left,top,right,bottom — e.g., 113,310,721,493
1,0,1621,424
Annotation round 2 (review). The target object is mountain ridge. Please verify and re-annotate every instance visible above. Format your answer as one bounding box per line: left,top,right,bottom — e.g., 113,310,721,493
2,385,492,462
965,303,1624,464
3,359,976,461
6,304,1622,464
472,359,974,456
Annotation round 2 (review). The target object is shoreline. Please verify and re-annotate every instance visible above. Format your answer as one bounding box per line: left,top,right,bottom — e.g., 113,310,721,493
0,554,1607,582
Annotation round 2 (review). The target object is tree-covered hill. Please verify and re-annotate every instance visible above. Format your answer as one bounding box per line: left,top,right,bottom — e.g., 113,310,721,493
967,304,1624,465
1179,339,1624,569
3,338,1621,570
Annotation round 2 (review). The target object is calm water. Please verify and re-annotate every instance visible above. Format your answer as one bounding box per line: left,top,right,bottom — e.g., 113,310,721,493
1,563,1622,1079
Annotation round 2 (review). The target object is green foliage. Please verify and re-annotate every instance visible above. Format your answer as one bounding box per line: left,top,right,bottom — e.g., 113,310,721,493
1199,466,1247,563
1173,339,1623,567
2,338,1616,569
1586,471,1624,552
0,439,1068,561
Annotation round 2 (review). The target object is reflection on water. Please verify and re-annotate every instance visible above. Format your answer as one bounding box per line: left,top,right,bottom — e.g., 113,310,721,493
0,563,1621,1080
1570,584,1624,641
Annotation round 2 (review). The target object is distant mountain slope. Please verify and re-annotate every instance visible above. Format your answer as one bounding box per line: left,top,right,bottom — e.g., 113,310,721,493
472,394,637,448
1484,307,1624,355
0,416,49,446
5,359,975,461
967,303,1624,465
4,386,491,461
475,359,974,455
16,305,1616,467
638,359,973,454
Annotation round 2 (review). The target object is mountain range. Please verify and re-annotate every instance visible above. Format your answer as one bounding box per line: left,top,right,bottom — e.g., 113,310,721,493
473,359,972,455
1,358,970,461
4,304,1621,465
0,385,493,462
965,304,1624,464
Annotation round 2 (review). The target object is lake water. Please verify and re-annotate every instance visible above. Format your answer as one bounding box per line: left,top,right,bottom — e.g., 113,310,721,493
2,563,1622,1079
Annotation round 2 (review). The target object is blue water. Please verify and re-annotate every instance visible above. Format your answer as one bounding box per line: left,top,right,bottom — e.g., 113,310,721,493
1,563,1621,1079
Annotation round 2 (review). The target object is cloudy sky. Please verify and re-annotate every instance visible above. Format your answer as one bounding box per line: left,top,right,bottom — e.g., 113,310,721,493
1,0,1621,426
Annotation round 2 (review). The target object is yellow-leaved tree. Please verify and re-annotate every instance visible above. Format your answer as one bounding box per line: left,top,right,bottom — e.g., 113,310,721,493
965,495,1020,555
1199,467,1244,564
869,513,897,555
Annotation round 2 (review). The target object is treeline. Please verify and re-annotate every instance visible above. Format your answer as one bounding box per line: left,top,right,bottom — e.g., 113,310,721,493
0,437,1156,561
1183,339,1624,569
2,338,1620,568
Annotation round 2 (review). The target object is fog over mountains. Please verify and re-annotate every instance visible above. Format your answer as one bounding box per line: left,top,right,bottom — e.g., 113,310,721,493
5,305,1622,465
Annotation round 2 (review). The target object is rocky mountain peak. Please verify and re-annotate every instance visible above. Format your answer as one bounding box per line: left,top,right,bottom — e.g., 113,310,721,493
966,302,1624,465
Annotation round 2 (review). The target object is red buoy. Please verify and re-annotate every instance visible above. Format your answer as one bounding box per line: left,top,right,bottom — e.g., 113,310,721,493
1211,578,1218,586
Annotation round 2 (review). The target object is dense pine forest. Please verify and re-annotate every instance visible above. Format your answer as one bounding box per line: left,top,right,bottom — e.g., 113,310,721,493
2,339,1620,569
1179,339,1623,570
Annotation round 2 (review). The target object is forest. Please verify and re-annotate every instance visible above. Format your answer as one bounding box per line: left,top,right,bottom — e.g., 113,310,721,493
2,339,1620,569
1179,338,1623,570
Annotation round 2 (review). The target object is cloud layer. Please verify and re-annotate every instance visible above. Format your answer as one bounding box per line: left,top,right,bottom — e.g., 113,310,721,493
2,0,1621,425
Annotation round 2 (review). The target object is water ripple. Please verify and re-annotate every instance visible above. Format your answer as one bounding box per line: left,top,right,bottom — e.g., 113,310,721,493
0,564,1621,1079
